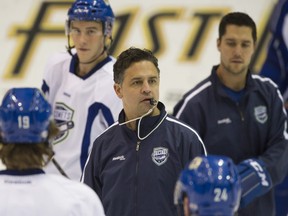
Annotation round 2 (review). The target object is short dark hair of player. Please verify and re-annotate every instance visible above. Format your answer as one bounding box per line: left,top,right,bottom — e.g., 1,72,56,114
218,12,257,43
113,47,160,84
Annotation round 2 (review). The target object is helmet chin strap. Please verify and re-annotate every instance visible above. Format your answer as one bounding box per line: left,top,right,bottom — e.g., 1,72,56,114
66,34,75,56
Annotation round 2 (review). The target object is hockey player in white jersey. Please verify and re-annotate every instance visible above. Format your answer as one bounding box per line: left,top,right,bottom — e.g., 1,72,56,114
41,0,122,180
0,87,105,216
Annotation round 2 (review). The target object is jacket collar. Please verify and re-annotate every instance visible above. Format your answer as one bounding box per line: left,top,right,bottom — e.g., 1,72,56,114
211,65,257,98
118,102,167,139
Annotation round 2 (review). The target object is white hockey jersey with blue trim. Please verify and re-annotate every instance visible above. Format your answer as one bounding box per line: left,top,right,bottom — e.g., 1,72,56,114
0,169,105,216
42,51,122,180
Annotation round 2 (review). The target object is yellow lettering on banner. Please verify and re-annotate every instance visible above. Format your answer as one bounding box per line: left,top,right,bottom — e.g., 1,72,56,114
3,1,71,79
3,1,270,80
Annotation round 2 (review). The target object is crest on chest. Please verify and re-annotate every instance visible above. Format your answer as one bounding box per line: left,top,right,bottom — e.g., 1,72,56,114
151,147,169,166
254,106,268,124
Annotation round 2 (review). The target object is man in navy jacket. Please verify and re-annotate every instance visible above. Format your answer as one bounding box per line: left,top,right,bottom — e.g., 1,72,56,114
82,47,206,216
174,12,288,216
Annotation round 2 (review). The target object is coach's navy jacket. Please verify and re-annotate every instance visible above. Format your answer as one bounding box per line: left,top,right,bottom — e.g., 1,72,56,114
173,65,288,216
82,102,205,216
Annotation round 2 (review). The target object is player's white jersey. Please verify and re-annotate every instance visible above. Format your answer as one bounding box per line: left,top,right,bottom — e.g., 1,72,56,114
0,169,105,216
42,51,122,180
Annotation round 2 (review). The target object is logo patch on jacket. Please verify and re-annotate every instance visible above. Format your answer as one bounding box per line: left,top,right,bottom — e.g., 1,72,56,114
254,106,268,124
151,147,169,166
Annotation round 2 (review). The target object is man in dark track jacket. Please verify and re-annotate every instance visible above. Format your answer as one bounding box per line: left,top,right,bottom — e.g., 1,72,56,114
82,47,206,216
173,12,288,216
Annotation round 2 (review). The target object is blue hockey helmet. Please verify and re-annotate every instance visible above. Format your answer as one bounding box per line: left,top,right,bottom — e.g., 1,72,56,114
67,0,115,36
175,155,241,216
0,88,52,144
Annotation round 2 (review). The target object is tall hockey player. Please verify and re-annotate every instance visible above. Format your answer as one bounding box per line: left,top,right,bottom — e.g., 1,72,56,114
41,0,122,180
173,12,288,216
259,0,288,215
82,47,206,216
174,155,241,216
0,87,105,216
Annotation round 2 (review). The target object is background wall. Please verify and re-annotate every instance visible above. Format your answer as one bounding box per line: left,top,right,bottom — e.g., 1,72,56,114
0,0,276,113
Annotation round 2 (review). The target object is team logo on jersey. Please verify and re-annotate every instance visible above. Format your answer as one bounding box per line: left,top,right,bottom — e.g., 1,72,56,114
53,102,75,144
151,147,169,166
254,106,268,124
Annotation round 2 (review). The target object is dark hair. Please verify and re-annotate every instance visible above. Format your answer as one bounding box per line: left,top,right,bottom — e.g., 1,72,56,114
218,12,257,43
113,47,160,84
0,122,59,170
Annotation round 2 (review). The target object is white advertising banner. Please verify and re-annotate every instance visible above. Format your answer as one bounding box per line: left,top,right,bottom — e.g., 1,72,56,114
0,0,276,112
